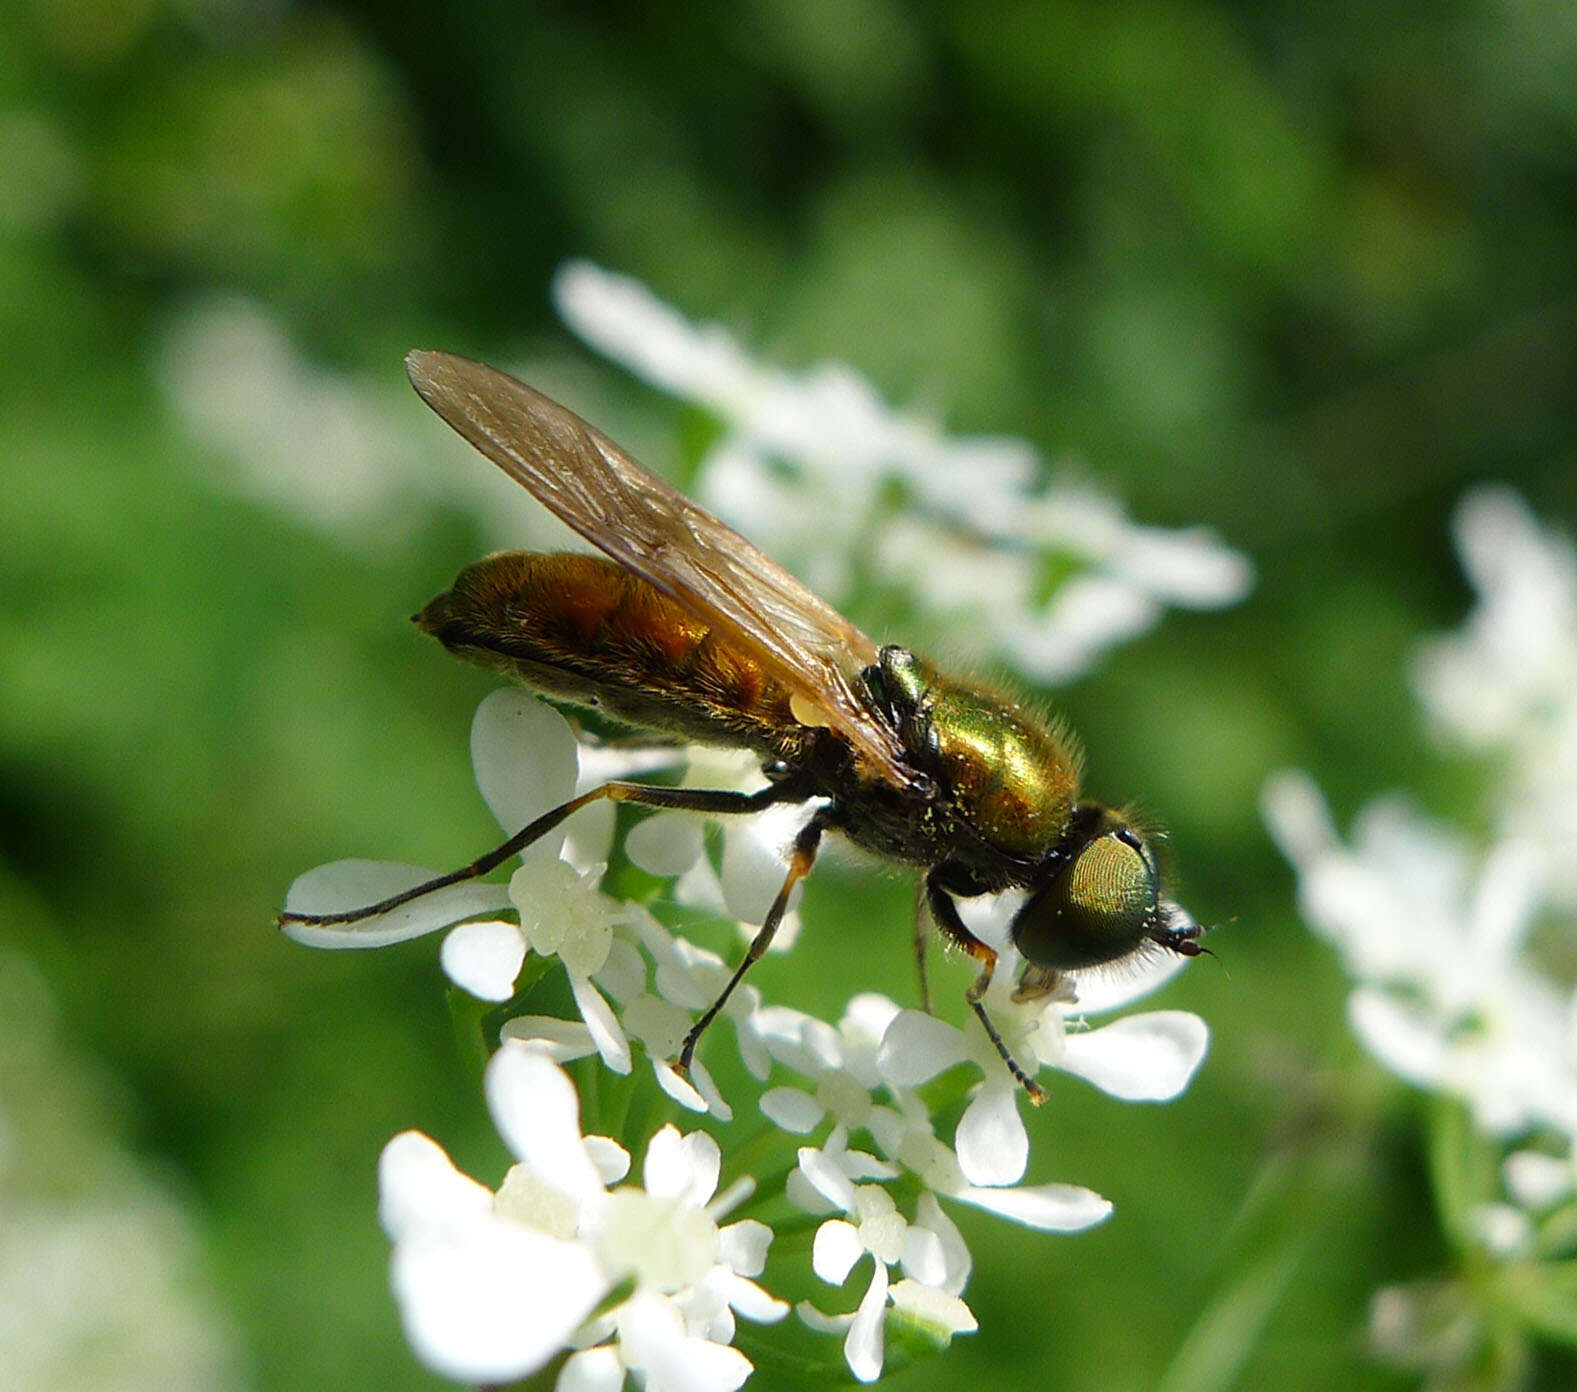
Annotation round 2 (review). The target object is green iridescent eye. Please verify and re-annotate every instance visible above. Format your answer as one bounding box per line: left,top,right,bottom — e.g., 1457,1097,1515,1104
1011,828,1159,970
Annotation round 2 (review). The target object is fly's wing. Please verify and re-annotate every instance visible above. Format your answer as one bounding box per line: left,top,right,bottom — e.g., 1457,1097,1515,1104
405,349,916,788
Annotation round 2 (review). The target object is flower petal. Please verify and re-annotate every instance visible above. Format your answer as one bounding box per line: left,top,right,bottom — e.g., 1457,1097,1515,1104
562,799,617,875
470,689,579,858
378,1131,492,1242
1470,839,1543,960
799,1146,858,1214
570,974,633,1075
626,811,706,878
843,1148,900,1182
391,1219,605,1385
584,1136,632,1187
915,1192,971,1296
556,1346,625,1392
900,1225,945,1287
844,1261,890,1383
643,1125,721,1209
878,1010,966,1087
617,1290,753,1392
441,920,526,1001
889,1279,977,1337
1347,988,1450,1091
500,1015,598,1063
572,740,688,790
1058,1011,1209,1100
485,1044,605,1202
786,1167,837,1216
281,860,511,948
1504,1149,1573,1210
720,806,807,925
955,1085,1028,1186
1473,1202,1532,1257
593,938,649,1005
654,1060,710,1114
714,1270,789,1324
760,1087,825,1134
718,1219,773,1279
795,1300,853,1334
949,1181,1112,1232
813,1220,864,1285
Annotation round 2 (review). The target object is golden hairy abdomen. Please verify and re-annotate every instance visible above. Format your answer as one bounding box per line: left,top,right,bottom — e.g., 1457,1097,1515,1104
414,551,810,758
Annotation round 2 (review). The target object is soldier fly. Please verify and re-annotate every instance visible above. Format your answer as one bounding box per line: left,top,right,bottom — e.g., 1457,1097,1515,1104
279,352,1204,1100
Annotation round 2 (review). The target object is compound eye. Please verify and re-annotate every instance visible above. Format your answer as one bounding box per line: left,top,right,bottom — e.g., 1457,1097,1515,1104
1011,831,1159,970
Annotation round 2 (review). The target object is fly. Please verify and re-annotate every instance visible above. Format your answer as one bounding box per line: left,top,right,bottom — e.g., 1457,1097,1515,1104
279,351,1205,1100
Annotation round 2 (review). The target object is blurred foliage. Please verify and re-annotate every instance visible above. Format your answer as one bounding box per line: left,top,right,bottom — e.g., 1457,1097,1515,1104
2,1,1575,1389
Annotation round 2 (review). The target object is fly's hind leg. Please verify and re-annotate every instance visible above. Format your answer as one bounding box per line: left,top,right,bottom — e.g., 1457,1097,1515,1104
278,776,812,928
912,877,933,1014
676,808,829,1077
924,875,1048,1105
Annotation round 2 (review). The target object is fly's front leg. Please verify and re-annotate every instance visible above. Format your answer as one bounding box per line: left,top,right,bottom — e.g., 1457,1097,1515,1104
925,876,1048,1105
676,809,830,1077
278,776,812,927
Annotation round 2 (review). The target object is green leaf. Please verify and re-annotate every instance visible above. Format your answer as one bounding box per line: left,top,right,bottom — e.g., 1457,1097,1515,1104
1154,1242,1303,1392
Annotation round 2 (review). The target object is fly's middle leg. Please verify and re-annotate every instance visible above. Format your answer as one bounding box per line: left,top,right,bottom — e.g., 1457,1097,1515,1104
675,809,830,1077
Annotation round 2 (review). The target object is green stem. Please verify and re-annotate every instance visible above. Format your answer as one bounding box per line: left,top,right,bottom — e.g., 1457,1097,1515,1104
447,987,493,1087
724,1119,819,1189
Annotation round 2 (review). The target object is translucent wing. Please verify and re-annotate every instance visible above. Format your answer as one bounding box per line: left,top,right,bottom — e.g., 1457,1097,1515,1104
405,349,915,787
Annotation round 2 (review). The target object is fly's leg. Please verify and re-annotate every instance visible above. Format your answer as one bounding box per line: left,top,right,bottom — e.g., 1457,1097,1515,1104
676,809,829,1077
278,777,812,927
912,877,933,1014
925,875,1048,1105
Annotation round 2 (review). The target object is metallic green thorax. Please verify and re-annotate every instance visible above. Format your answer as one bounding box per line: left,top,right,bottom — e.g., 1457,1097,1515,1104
873,648,1080,863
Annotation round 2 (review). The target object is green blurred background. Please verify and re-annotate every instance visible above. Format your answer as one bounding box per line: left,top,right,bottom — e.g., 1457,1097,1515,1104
3,1,1575,1388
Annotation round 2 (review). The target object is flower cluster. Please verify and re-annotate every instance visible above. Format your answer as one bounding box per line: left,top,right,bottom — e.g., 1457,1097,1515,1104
553,261,1252,684
0,948,244,1392
278,261,1234,1386
285,689,1210,1386
165,265,1251,688
1410,486,1577,908
381,1043,784,1391
1264,488,1577,1382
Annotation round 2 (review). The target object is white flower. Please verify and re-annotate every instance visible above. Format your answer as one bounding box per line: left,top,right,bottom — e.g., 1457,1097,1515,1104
0,947,245,1392
756,993,907,1139
284,687,797,1119
792,1144,974,1383
865,1098,1115,1232
754,985,1116,1382
553,260,1251,684
1263,770,1577,1141
380,1044,784,1388
875,895,1208,1187
501,908,742,1123
1411,487,1577,907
